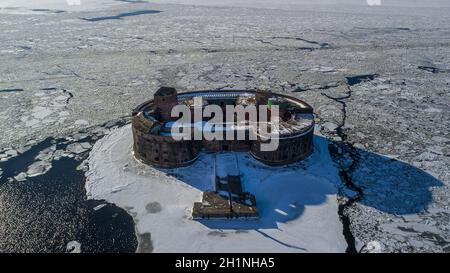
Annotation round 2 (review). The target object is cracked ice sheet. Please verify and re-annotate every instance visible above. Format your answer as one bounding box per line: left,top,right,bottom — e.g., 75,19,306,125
86,125,346,252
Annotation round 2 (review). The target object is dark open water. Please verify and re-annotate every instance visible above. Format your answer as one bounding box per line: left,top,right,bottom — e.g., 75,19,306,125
0,136,137,253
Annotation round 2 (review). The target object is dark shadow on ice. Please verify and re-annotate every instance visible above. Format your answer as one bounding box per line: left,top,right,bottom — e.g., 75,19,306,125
0,137,55,182
256,230,307,251
418,66,450,74
81,10,161,22
30,9,65,14
348,142,443,215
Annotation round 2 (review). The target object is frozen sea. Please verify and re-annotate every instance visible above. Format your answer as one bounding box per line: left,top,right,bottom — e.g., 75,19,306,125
0,0,449,252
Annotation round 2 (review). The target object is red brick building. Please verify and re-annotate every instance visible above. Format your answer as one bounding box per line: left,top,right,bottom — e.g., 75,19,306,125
132,87,315,168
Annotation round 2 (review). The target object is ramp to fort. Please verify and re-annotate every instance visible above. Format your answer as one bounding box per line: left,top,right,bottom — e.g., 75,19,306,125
192,152,258,219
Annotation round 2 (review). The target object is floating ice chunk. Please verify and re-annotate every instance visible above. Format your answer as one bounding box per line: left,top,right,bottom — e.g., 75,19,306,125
25,140,37,146
27,161,52,177
76,160,89,172
74,119,89,126
66,241,81,253
36,149,54,161
66,143,89,154
402,214,422,222
16,146,31,154
4,149,18,156
72,133,88,141
53,150,65,160
14,172,27,182
80,142,92,149
353,143,365,150
93,204,107,211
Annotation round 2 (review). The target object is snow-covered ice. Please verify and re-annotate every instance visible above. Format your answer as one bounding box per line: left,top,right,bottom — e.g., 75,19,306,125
86,125,347,252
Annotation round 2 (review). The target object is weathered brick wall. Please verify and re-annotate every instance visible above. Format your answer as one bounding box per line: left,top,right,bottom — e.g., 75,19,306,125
250,129,314,166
